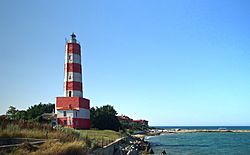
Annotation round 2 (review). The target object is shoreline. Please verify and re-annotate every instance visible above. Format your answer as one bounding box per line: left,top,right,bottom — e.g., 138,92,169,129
132,129,250,139
174,129,250,133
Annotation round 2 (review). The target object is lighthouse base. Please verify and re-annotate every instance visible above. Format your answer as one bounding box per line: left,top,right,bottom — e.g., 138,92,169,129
56,97,90,129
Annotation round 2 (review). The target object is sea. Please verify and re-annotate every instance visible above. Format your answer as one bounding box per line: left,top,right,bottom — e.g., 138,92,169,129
145,126,250,155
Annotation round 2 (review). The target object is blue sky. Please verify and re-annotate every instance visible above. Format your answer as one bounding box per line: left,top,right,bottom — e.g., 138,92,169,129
1,0,250,126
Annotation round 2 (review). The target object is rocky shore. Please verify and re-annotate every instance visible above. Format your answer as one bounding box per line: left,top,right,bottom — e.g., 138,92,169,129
125,129,250,154
93,135,155,155
119,135,154,155
94,129,250,155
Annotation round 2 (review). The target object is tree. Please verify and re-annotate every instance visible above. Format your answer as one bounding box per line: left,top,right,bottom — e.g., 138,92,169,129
5,103,55,122
6,106,18,120
6,106,29,120
90,105,121,131
26,102,54,120
15,110,28,120
90,107,97,128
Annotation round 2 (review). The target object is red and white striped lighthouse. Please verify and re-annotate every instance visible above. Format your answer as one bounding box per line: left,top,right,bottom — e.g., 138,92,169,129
56,33,90,129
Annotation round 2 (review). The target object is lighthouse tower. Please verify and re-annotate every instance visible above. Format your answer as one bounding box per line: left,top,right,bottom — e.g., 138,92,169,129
56,33,90,129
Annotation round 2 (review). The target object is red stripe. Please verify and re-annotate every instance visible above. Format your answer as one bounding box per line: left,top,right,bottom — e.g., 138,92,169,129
79,98,90,109
56,97,90,109
65,63,81,73
57,118,90,129
73,118,90,129
65,81,82,91
67,43,81,55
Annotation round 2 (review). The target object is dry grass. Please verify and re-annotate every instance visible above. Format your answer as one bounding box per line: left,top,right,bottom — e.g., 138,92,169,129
0,124,122,146
0,123,122,154
79,129,121,141
9,140,87,155
77,129,122,148
0,124,80,142
32,140,87,155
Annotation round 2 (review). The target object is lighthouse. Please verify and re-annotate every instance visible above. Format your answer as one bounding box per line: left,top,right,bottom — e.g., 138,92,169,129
55,33,90,129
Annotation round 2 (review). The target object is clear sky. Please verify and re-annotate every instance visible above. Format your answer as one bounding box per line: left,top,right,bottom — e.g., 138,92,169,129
1,0,250,126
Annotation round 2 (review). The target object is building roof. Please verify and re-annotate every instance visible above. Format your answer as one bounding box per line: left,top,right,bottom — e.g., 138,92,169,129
133,119,148,123
41,113,57,120
117,115,133,121
118,115,148,124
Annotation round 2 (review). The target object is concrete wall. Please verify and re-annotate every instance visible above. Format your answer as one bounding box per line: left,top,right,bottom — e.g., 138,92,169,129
0,138,47,148
93,137,124,155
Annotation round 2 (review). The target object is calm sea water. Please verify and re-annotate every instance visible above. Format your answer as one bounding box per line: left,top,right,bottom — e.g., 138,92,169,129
146,126,250,155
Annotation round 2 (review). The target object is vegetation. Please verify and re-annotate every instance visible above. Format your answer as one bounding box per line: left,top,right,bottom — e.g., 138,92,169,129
0,117,122,143
0,103,128,154
78,129,122,144
3,141,88,155
0,119,122,154
26,103,54,120
0,122,77,142
6,103,122,132
90,105,121,131
6,103,54,122
35,140,87,155
11,140,88,155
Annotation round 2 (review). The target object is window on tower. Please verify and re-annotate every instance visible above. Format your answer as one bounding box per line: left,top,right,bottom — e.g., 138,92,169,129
64,120,67,125
68,55,72,61
69,91,72,97
63,111,66,116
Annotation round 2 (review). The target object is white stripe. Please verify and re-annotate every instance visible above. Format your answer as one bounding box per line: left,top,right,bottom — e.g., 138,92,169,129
64,72,82,82
65,53,81,64
74,108,90,119
64,44,68,64
64,90,83,97
57,110,74,118
56,109,90,119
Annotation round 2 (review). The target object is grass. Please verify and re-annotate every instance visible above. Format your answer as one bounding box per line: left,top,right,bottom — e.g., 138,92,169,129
0,124,79,142
0,123,123,154
34,140,87,155
77,129,122,147
78,129,122,141
10,140,88,155
0,124,122,143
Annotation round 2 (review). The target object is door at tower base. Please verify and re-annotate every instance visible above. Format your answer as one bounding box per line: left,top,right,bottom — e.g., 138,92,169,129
56,97,90,129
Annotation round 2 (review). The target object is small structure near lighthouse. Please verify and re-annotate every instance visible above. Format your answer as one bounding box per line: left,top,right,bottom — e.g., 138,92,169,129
55,33,90,129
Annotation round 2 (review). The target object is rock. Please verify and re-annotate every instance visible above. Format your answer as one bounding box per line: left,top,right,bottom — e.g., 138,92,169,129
148,148,154,154
161,150,167,154
145,144,150,152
